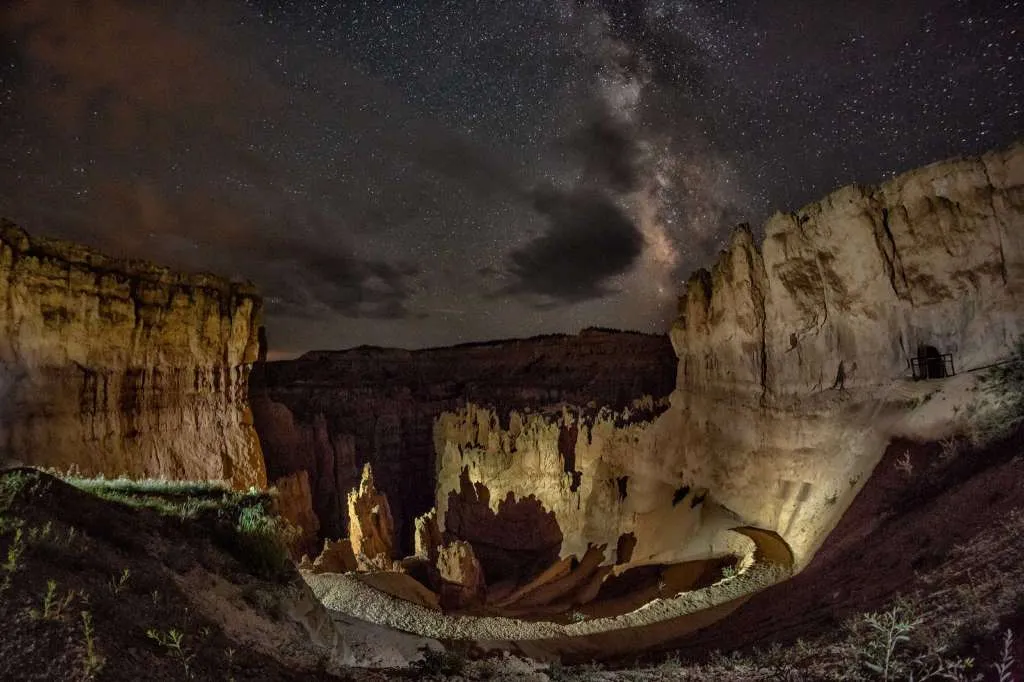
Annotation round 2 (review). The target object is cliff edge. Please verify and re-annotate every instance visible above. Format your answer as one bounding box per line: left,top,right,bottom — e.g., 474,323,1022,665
0,219,266,488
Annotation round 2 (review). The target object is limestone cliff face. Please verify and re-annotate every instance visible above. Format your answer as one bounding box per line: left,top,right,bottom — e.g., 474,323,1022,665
0,220,265,488
250,330,677,552
433,142,1024,575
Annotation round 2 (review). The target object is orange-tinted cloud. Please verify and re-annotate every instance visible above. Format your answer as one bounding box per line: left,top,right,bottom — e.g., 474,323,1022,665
4,0,275,144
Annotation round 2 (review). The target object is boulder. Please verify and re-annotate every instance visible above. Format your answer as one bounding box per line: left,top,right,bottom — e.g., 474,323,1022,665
310,538,357,575
436,540,485,610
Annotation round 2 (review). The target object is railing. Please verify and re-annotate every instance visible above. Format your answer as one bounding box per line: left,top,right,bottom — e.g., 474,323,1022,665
909,354,955,380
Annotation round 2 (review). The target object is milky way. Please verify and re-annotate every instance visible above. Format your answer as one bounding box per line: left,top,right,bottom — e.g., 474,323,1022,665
1,0,1021,354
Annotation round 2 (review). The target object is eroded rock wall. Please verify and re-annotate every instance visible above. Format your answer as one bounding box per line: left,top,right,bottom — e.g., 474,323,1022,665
0,220,265,488
674,141,1024,397
250,330,677,551
434,142,1024,574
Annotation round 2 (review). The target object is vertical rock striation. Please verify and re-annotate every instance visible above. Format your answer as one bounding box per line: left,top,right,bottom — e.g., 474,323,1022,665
0,220,265,488
673,141,1024,398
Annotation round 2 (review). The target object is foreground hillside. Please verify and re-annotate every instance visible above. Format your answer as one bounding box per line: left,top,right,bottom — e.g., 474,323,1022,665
2,409,1021,680
0,471,359,681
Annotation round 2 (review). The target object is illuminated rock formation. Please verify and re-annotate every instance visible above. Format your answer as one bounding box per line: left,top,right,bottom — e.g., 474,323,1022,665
432,141,1024,576
347,464,396,568
674,140,1024,397
0,220,265,488
272,470,321,558
413,509,442,563
435,540,485,610
309,538,357,574
251,330,677,551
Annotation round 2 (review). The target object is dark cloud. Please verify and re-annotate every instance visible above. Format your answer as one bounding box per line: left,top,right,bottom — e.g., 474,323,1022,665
261,240,418,321
568,115,643,192
503,187,643,305
28,178,421,322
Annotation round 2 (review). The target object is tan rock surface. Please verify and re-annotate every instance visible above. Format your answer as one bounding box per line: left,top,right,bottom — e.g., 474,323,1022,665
0,220,265,488
311,538,358,574
272,470,320,558
347,464,396,566
436,540,485,610
413,509,442,563
433,142,1024,578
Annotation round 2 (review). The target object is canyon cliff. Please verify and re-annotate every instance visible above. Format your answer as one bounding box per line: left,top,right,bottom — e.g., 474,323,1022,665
431,141,1024,582
249,330,677,552
0,220,265,488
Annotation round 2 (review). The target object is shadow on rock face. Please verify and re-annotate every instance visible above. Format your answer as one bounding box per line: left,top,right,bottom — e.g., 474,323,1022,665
445,467,563,584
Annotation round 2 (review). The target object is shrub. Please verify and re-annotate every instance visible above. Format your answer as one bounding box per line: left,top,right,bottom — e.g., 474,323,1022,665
228,502,295,580
29,579,76,620
147,627,195,678
845,602,975,681
80,611,105,678
972,338,1024,446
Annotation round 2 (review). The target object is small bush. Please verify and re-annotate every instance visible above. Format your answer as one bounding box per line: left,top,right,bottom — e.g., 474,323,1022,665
229,503,295,579
108,568,130,596
973,338,1024,445
0,469,44,511
845,602,975,681
993,629,1015,682
29,579,76,620
80,611,105,678
147,627,194,678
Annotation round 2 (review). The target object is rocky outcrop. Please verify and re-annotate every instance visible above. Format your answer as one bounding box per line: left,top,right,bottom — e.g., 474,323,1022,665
250,330,677,551
432,142,1024,578
347,464,396,568
673,141,1024,398
435,540,485,610
413,509,442,563
309,538,358,574
0,220,265,488
272,470,321,558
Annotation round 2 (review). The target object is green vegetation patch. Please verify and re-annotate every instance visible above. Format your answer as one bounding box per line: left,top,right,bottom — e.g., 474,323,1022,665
972,338,1024,446
63,475,296,581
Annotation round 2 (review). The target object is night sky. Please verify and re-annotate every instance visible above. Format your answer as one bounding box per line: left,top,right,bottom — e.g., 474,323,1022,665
1,1,1021,355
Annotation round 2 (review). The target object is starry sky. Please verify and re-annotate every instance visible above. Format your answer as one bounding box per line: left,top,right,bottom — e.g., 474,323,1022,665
1,1,1021,355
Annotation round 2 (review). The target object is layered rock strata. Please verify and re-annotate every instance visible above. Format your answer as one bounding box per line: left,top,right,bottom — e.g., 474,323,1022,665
250,330,677,551
0,220,265,488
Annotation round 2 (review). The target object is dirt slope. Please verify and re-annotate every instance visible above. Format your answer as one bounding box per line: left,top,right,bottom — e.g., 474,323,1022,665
0,470,378,682
650,422,1024,669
